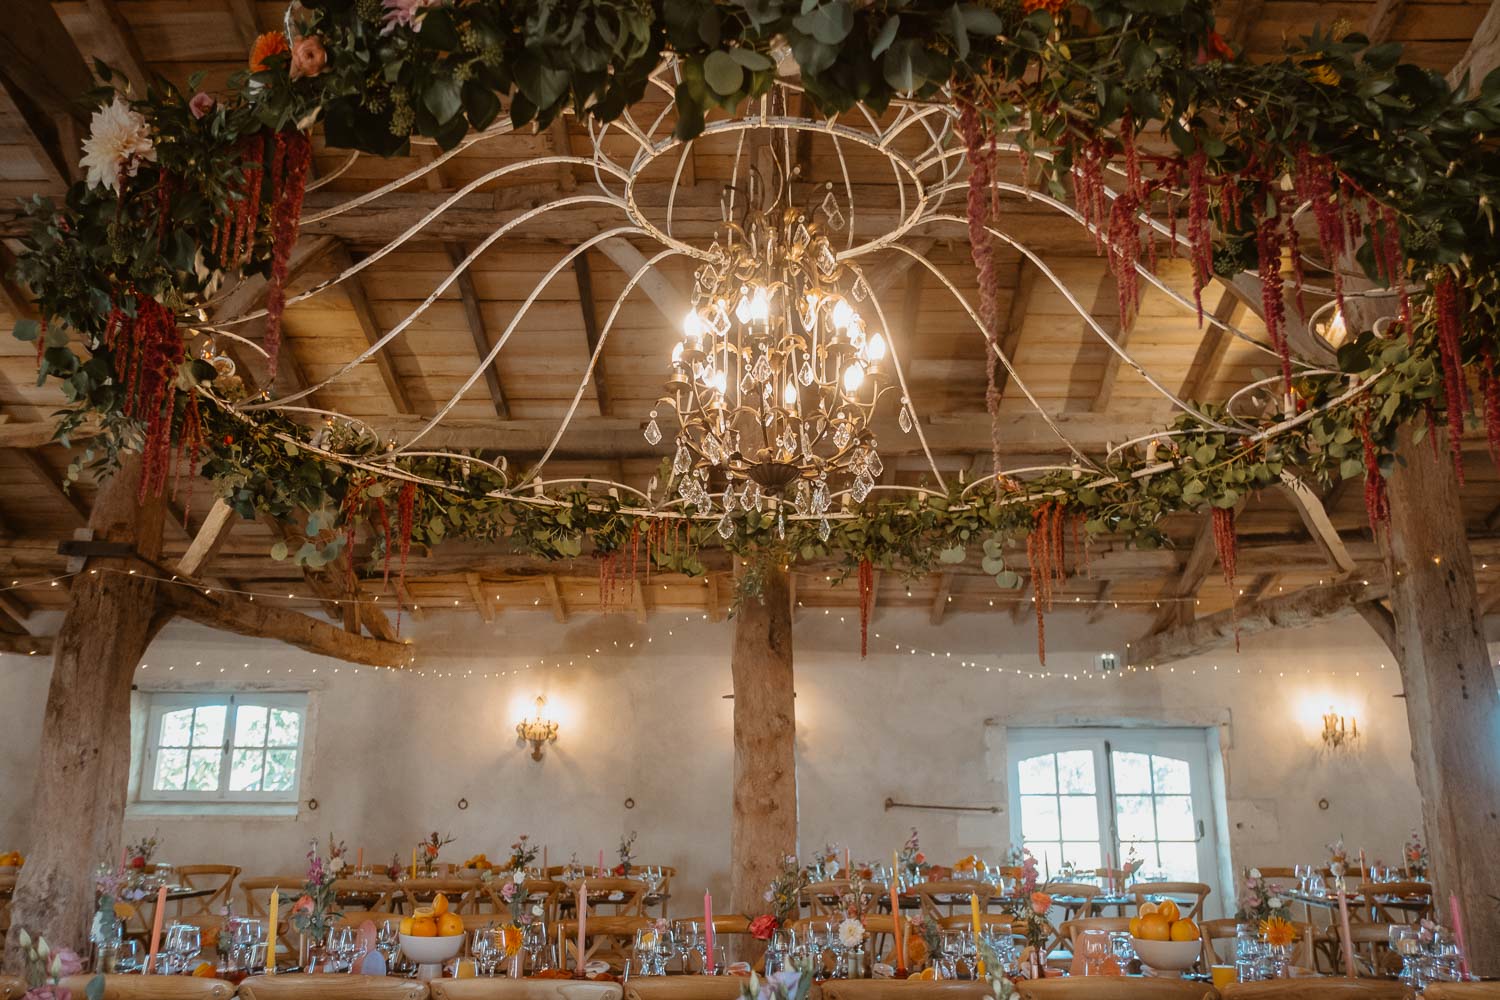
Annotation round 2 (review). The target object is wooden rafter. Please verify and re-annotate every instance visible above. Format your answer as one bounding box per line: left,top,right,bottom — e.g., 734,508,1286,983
1364,0,1409,44
84,0,151,96
9,449,88,523
444,242,511,420
1146,511,1223,634
0,632,50,655
0,1,92,189
594,237,690,322
327,243,416,414
572,251,610,416
1089,273,1132,413
1449,0,1500,93
631,578,648,624
993,259,1038,401
1129,581,1385,666
225,0,264,48
174,498,237,579
542,574,567,623
706,572,723,623
465,572,494,623
1086,580,1113,624
1279,471,1358,578
1010,579,1033,623
930,572,954,625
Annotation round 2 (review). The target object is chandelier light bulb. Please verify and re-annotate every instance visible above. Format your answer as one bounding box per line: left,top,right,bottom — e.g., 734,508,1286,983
783,380,798,406
866,331,887,361
711,369,728,394
683,310,705,339
831,298,854,330
842,362,866,393
748,286,770,323
671,342,684,363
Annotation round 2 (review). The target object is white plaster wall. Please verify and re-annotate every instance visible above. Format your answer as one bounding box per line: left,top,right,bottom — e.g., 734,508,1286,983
0,606,1424,919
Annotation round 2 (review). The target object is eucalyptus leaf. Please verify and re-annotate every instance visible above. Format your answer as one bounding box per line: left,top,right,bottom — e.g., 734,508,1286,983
703,50,745,95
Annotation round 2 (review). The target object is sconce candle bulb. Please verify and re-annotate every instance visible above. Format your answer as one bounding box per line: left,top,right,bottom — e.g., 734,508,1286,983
516,695,559,761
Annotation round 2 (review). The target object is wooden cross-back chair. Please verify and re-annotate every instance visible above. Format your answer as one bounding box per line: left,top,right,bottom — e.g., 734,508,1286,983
1015,979,1219,1000
1353,880,1433,925
334,909,402,932
1221,981,1413,1000
328,877,401,914
909,880,997,920
1338,922,1405,978
1040,882,1101,963
562,877,648,916
558,914,650,971
472,877,564,921
1199,918,1318,971
173,864,241,918
1132,882,1211,923
801,878,853,918
401,878,481,913
239,974,427,1000
238,875,305,955
633,864,675,919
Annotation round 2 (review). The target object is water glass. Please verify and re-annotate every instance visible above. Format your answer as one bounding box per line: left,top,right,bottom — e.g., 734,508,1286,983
766,927,796,975
116,939,144,974
523,921,550,972
472,928,498,976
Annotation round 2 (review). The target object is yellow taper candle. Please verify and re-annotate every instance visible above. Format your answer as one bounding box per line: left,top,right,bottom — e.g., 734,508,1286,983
891,850,904,974
971,891,985,976
266,888,279,974
411,847,417,877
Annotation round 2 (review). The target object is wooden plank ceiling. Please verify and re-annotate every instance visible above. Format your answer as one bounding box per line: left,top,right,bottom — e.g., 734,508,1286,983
0,0,1495,643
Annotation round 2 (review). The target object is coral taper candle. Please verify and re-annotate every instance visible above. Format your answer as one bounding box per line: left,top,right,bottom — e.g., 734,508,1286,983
1450,893,1471,980
704,891,716,974
1336,889,1355,979
598,849,605,875
891,850,905,974
970,892,984,976
356,847,363,870
145,884,167,974
266,888,279,975
576,880,587,976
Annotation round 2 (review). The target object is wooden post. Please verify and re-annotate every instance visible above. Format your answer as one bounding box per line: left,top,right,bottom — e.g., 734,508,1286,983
1385,424,1500,976
729,565,798,944
5,458,167,969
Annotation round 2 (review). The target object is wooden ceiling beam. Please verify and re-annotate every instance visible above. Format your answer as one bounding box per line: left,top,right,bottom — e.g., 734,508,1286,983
1146,508,1225,634
9,449,88,523
329,243,417,415
1085,579,1113,624
444,241,511,420
594,236,690,323
1280,470,1358,577
173,498,237,579
0,0,93,189
929,572,953,625
1449,0,1500,94
631,578,648,624
465,571,494,623
0,632,50,656
993,259,1038,402
1089,274,1132,413
225,0,264,48
1364,0,1408,44
572,252,609,416
1129,580,1385,666
84,0,151,96
707,572,723,623
542,574,567,623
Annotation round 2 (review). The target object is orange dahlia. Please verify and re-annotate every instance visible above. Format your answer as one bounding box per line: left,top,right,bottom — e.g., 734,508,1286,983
1021,0,1070,16
1259,916,1297,947
250,31,290,73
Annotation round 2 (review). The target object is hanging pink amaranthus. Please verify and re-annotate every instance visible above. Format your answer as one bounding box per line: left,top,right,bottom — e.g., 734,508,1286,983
1359,408,1391,534
263,130,313,378
857,557,874,659
1292,149,1348,313
1431,270,1469,484
213,136,265,266
1211,505,1240,650
1371,202,1411,334
1480,344,1500,474
105,293,185,500
957,96,1004,479
1254,209,1293,390
1186,151,1212,324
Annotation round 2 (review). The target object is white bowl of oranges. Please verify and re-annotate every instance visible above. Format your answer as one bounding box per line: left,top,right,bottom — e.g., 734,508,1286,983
1129,899,1200,976
399,893,465,978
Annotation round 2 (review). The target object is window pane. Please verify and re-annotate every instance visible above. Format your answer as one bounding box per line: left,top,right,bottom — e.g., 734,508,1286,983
1155,795,1196,840
153,748,188,790
263,749,298,791
1017,754,1057,794
1112,751,1152,794
192,705,226,748
1116,794,1156,842
1155,841,1200,881
1020,795,1060,841
1056,751,1095,793
1062,842,1102,871
185,750,221,791
159,709,194,748
234,706,269,748
267,709,300,747
1024,842,1061,876
1152,755,1191,795
229,749,265,791
1059,795,1100,840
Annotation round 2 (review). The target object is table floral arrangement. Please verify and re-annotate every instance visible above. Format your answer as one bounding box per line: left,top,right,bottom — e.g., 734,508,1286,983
1258,915,1300,977
384,855,405,881
905,912,938,969
613,831,637,876
290,838,344,952
506,833,539,872
124,833,161,870
740,965,813,1000
1000,850,1051,963
1404,830,1429,879
1327,838,1349,871
756,853,809,939
415,831,455,877
897,829,928,883
15,929,86,1000
1236,867,1287,921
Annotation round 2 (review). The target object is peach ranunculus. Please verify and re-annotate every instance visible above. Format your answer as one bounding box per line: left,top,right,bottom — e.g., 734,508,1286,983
1030,891,1052,915
291,894,315,914
748,914,778,940
290,36,327,80
249,31,290,72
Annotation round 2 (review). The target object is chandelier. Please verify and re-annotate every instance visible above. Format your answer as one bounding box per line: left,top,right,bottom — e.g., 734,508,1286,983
648,164,894,537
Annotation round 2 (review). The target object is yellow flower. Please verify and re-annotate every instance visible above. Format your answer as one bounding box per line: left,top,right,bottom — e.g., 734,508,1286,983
1259,916,1297,947
1307,64,1341,87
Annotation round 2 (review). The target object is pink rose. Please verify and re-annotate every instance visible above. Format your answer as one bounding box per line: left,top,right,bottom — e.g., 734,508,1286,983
289,36,327,80
189,92,215,119
54,948,85,977
748,914,778,941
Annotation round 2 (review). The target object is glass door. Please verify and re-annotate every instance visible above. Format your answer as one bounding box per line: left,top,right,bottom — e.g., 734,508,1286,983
1008,727,1222,906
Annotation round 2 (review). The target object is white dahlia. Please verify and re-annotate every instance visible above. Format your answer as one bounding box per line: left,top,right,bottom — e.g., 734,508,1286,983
80,97,156,194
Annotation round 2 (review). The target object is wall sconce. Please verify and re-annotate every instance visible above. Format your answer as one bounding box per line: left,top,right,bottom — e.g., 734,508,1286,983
1322,707,1359,750
516,696,559,761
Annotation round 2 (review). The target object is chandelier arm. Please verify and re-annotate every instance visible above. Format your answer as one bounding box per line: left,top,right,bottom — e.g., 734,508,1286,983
955,466,1096,501
383,450,513,485
186,323,271,359
518,478,654,504
306,151,360,193
843,262,950,492
665,139,694,240
386,224,659,457
240,197,637,412
875,241,1101,472
521,245,689,485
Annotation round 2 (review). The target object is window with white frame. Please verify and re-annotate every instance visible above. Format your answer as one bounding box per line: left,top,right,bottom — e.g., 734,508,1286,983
140,693,308,802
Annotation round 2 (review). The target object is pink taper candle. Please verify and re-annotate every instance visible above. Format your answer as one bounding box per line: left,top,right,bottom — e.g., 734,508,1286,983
1337,889,1356,979
1450,893,1471,980
575,880,587,976
703,891,715,974
145,884,167,973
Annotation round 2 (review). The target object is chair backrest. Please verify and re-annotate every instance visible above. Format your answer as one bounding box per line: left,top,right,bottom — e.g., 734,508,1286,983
1424,986,1500,1000
328,877,401,913
175,865,242,917
1200,919,1316,969
1353,881,1433,924
239,974,428,1000
1250,868,1297,879
909,881,996,919
1133,883,1211,922
1015,980,1220,1000
0,977,26,1000
1221,982,1412,1000
335,910,402,931
1340,922,1403,977
1044,883,1101,919
623,977,744,1000
58,977,235,1000
562,878,649,915
435,980,622,1000
673,914,751,934
937,913,1017,932
402,879,481,913
819,981,995,1000
1061,916,1134,948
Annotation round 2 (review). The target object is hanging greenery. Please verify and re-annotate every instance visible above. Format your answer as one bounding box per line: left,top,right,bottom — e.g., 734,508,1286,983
7,0,1500,650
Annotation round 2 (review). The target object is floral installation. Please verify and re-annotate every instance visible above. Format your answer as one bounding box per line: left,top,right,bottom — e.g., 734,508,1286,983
15,929,87,1000
906,912,940,968
806,843,843,878
416,831,455,877
1236,867,1286,922
323,833,349,875
836,917,867,951
7,0,1500,667
613,831,637,876
897,829,928,882
125,832,161,869
1404,830,1429,878
506,833,539,872
289,838,344,943
838,872,877,920
739,965,813,1000
1259,916,1298,948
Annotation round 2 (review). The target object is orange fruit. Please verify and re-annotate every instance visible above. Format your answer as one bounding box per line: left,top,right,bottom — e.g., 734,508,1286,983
191,962,217,978
432,893,450,916
1170,919,1198,942
1138,901,1160,917
409,916,438,937
437,912,464,937
412,906,435,919
399,917,415,936
1128,917,1142,938
1158,899,1181,922
1138,914,1172,942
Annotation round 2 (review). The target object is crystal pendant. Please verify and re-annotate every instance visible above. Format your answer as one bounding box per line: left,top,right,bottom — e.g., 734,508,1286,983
673,445,691,476
763,407,775,426
867,449,884,477
798,361,814,386
812,479,829,513
717,513,734,540
851,472,873,503
818,517,832,541
746,480,762,510
762,381,774,402
776,513,786,540
722,487,737,512
793,221,812,247
850,276,870,302
739,372,755,394
820,189,845,230
644,412,662,445
898,403,913,433
752,353,773,383
833,423,852,449
816,243,837,276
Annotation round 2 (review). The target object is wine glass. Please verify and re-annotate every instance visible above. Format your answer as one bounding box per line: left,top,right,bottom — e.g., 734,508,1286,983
472,928,498,976
632,927,660,978
766,927,796,975
166,923,201,974
1078,930,1110,976
675,922,699,971
523,920,550,972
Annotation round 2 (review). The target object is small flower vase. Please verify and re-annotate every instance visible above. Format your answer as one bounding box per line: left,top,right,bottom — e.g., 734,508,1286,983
1269,944,1292,978
844,948,866,979
507,952,525,978
299,932,330,972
